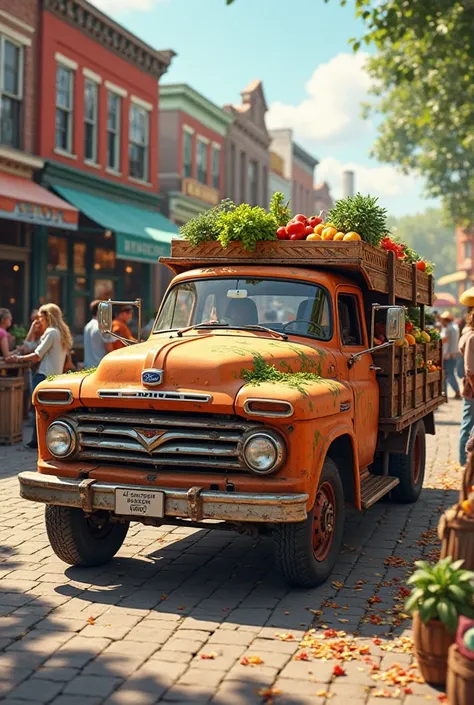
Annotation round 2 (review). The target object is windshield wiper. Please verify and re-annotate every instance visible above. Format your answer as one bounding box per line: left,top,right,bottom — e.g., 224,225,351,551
234,324,288,340
176,321,229,337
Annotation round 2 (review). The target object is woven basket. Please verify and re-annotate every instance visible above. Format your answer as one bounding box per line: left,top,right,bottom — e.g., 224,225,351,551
413,613,455,685
438,461,474,571
447,644,474,705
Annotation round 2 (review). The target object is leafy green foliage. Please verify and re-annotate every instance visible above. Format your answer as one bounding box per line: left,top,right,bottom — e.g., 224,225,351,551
328,193,387,246
405,557,474,634
216,203,278,251
179,199,234,247
9,325,27,345
387,209,456,283
241,352,322,395
269,191,292,227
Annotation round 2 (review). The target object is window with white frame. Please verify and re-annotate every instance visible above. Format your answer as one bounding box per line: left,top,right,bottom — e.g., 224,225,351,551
129,103,149,181
0,37,23,148
183,129,193,178
84,79,98,162
107,91,121,171
196,138,208,184
211,144,220,190
56,64,74,152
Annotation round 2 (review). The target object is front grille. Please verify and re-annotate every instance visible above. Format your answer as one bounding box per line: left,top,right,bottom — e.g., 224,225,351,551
64,410,260,472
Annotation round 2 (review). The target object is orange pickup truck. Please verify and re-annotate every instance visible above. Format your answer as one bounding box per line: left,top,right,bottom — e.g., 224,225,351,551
18,240,444,587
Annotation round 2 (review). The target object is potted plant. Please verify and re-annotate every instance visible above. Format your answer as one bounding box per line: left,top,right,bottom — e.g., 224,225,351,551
404,557,474,685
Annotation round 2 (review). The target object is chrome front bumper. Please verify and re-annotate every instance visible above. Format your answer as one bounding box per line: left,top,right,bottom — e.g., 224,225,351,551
18,472,308,523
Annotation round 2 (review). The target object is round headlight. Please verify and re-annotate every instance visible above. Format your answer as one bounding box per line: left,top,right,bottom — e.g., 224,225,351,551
46,421,76,458
242,431,285,475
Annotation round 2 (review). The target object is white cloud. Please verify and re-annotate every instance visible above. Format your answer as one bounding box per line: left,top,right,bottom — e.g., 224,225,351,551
317,156,418,200
266,52,372,145
90,0,164,13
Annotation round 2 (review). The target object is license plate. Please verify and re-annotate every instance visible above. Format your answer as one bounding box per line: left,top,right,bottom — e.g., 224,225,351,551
115,488,164,518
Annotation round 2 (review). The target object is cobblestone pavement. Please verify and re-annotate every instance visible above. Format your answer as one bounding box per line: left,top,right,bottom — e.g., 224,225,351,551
0,402,464,705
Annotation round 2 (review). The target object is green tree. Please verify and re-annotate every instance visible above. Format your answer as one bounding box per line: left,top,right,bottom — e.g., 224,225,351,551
387,208,456,283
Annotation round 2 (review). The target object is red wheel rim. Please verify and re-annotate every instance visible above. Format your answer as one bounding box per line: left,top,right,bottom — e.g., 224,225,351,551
312,481,336,561
413,433,422,484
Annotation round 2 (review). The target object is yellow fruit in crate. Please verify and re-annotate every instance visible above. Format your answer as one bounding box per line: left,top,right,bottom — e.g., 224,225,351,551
314,223,325,235
394,338,405,347
420,331,431,343
321,226,338,240
334,232,345,241
343,232,362,241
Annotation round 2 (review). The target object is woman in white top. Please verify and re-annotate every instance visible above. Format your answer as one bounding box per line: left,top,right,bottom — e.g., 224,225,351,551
7,303,73,449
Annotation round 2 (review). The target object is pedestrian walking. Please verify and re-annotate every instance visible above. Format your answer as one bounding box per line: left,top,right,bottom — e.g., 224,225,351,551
0,308,12,358
110,305,135,351
6,303,73,449
458,309,474,466
441,311,461,400
83,300,114,368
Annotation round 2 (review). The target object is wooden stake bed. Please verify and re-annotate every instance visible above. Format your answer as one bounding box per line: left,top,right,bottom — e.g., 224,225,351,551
163,240,434,306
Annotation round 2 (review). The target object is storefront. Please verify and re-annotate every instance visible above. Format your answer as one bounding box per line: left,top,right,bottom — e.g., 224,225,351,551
33,162,178,338
0,162,78,328
167,178,220,227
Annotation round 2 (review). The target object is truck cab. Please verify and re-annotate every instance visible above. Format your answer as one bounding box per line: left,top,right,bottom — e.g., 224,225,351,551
18,243,443,588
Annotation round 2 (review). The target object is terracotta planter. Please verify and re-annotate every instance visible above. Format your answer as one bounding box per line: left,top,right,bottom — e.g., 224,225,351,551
447,644,474,705
413,612,455,685
438,463,474,571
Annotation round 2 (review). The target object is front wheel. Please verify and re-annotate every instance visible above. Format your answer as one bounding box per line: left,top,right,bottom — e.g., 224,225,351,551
273,458,345,588
389,421,426,503
45,506,129,566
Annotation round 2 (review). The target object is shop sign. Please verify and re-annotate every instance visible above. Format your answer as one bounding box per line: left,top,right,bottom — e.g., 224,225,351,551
116,233,171,264
12,201,75,228
182,178,219,206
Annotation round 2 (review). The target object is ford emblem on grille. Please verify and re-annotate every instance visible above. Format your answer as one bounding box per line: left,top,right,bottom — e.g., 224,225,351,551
142,369,164,386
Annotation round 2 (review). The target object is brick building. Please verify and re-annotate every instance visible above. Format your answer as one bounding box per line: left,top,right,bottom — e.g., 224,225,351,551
224,80,270,208
269,129,318,215
0,1,78,327
31,0,177,336
314,181,334,217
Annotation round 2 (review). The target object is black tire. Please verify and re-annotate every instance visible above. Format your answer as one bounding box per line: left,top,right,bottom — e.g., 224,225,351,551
273,458,345,588
45,505,129,566
389,421,426,503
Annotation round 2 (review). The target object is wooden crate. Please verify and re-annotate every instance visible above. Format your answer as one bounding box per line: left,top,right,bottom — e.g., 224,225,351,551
379,369,443,418
373,341,442,376
162,240,434,306
0,375,24,445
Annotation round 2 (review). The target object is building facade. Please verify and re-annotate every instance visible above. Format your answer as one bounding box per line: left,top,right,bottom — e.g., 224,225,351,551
32,0,177,336
224,80,270,208
268,151,291,204
0,0,79,329
314,181,334,217
269,128,318,215
159,84,233,227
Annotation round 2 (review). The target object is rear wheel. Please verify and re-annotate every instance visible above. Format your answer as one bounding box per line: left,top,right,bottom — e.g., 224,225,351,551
389,421,426,503
273,459,345,588
45,506,129,566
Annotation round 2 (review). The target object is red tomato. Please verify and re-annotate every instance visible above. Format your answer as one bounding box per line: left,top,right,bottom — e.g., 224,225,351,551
276,226,288,240
416,260,427,271
304,225,314,236
294,214,307,224
290,232,307,240
308,216,322,228
287,221,306,237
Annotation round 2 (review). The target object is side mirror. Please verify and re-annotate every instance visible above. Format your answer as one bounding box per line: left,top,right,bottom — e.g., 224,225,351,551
98,302,113,334
386,306,405,341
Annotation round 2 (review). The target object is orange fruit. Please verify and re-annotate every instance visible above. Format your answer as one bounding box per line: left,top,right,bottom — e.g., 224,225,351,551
325,223,336,229
314,223,325,235
321,226,337,241
306,233,322,241
333,232,345,241
343,232,362,241
405,333,416,345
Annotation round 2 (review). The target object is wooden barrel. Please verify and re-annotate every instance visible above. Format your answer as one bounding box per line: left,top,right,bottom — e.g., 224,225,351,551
413,613,455,685
447,644,474,705
439,462,474,571
0,375,24,444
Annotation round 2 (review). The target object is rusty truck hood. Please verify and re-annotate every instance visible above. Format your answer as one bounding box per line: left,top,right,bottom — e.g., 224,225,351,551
78,331,339,414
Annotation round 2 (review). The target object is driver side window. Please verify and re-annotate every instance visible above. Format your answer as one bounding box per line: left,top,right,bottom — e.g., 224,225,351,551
338,294,363,346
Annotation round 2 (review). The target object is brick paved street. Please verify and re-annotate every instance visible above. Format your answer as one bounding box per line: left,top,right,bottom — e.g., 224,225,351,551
0,402,464,705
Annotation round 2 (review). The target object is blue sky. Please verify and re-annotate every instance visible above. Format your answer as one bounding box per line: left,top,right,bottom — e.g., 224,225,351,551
93,0,439,217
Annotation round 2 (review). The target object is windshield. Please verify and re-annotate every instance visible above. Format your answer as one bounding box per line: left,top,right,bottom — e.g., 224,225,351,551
154,278,332,341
